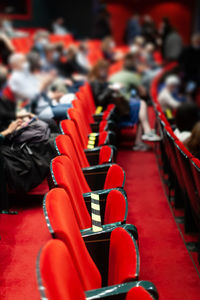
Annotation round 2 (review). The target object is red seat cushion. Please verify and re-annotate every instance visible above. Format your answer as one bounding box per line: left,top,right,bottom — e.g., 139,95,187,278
108,227,139,285
104,164,125,189
99,145,113,164
104,190,127,224
126,287,154,300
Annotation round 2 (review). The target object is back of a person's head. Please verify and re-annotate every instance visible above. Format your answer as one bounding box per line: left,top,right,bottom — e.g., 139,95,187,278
191,32,200,47
27,51,41,72
175,103,199,132
9,53,25,70
185,121,200,157
123,52,136,71
88,59,109,81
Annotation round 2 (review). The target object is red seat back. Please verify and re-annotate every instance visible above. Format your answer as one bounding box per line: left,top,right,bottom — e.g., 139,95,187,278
44,188,101,291
55,135,90,192
51,156,91,229
39,239,85,300
67,108,89,148
60,120,89,167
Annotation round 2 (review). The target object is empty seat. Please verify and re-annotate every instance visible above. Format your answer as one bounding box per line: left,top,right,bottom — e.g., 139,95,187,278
38,239,158,300
50,155,125,196
42,190,139,289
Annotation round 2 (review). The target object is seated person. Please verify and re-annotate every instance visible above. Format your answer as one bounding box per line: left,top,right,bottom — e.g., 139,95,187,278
89,59,161,151
158,75,184,111
57,45,88,78
32,78,73,121
76,42,91,72
8,53,55,106
184,121,200,159
52,17,69,35
174,103,199,142
109,52,145,97
101,36,123,63
31,30,50,59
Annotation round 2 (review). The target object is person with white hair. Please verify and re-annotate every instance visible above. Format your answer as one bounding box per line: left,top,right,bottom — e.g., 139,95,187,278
158,75,183,111
8,53,55,106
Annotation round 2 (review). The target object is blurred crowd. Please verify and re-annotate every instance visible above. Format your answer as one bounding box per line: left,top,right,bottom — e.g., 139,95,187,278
0,10,200,198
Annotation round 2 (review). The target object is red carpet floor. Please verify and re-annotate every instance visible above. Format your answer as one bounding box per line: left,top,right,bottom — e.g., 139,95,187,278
0,149,200,299
117,149,200,300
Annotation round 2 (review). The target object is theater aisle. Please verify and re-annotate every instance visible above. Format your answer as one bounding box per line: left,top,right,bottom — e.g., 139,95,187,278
117,149,200,300
0,204,50,299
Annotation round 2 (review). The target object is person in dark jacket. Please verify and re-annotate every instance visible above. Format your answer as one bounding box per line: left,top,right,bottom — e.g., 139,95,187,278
179,33,200,86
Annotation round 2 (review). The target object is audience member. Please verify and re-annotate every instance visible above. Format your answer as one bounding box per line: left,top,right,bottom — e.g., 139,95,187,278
8,53,55,105
158,75,184,110
174,103,199,142
92,8,111,39
179,33,200,88
52,17,69,35
141,15,157,44
125,13,141,45
185,122,200,159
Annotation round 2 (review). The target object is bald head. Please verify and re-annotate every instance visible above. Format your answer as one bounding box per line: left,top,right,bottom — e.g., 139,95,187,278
9,53,26,70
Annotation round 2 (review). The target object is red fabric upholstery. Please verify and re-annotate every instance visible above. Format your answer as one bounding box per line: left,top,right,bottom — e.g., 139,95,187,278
104,164,125,189
60,120,89,167
40,239,85,300
98,130,109,146
108,227,139,285
68,108,89,148
175,140,193,159
104,190,126,224
51,156,91,229
55,135,90,192
99,120,108,132
44,188,101,291
126,287,153,300
99,145,112,164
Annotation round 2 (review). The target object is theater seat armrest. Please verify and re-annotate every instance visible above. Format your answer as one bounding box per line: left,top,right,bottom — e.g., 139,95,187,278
84,145,117,164
93,113,103,122
81,223,138,241
83,188,127,202
82,163,114,173
85,281,158,300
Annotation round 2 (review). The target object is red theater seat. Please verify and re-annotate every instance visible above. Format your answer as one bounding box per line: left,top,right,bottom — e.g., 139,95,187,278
50,155,125,196
39,240,157,300
43,189,139,290
60,120,114,166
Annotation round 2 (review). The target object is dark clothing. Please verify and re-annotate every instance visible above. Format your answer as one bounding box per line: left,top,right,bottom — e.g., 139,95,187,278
90,80,112,109
1,135,57,193
142,22,157,44
57,58,88,77
90,80,130,116
125,18,141,44
0,40,12,65
179,46,200,84
0,97,16,131
92,15,111,39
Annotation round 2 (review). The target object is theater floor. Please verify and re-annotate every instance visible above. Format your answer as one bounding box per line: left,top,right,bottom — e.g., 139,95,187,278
0,139,200,299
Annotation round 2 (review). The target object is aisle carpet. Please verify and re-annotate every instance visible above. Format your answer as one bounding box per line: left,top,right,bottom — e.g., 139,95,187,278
117,149,200,300
0,149,200,299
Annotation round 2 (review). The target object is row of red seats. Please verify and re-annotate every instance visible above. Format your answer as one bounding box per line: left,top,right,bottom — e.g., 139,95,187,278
151,64,200,260
37,82,159,299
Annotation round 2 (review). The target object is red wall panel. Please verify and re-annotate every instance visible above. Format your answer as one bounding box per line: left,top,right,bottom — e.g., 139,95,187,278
106,0,195,45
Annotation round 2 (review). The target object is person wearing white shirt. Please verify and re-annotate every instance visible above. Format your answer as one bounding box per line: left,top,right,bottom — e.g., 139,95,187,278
158,75,181,111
